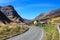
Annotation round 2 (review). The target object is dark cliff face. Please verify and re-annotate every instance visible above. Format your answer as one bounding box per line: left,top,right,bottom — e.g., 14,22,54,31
0,11,12,24
0,5,23,23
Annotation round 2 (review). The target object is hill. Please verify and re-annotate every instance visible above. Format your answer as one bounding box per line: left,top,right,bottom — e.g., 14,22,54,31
35,8,60,21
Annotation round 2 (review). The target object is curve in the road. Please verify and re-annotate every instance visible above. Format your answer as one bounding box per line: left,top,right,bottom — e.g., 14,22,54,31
7,26,44,40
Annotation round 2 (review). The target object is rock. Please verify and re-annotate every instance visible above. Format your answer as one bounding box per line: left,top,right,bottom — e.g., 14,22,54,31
0,5,23,23
0,11,12,24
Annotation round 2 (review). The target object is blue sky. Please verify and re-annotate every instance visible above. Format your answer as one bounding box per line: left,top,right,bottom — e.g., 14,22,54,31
0,0,60,19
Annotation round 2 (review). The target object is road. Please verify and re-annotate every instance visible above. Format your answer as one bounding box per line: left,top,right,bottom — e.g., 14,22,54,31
7,26,44,40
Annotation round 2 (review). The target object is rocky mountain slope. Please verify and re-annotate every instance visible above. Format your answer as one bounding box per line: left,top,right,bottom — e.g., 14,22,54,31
0,5,23,24
0,11,11,24
35,13,48,20
46,9,60,18
35,8,60,21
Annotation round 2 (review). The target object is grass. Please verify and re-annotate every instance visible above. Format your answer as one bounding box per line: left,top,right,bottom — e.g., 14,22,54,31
36,23,59,40
0,23,28,40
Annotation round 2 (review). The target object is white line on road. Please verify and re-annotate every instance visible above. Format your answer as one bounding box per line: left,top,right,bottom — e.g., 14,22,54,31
40,29,44,40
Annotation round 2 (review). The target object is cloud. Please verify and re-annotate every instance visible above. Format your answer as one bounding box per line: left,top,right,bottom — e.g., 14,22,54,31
0,0,15,3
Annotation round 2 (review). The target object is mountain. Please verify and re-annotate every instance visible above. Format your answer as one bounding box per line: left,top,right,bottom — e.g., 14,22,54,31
35,13,48,20
0,5,23,23
23,18,31,23
46,9,60,18
35,8,60,21
0,11,12,24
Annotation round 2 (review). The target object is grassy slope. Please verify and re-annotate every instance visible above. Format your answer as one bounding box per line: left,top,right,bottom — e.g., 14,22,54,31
37,23,59,40
0,23,28,40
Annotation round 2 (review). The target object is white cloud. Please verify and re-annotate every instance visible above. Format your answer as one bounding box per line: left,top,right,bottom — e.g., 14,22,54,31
0,0,15,3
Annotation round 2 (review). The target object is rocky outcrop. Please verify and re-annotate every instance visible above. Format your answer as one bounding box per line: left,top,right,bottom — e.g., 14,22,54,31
0,5,23,23
0,11,11,24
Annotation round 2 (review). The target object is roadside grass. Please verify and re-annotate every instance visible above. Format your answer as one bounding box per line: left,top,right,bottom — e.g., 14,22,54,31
0,23,28,40
37,23,59,40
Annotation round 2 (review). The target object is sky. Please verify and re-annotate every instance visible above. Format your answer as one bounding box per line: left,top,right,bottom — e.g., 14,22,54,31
0,0,60,19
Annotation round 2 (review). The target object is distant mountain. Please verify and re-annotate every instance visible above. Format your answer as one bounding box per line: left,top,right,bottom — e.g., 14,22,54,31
0,5,23,23
46,9,60,18
35,8,60,21
23,18,31,23
35,13,48,20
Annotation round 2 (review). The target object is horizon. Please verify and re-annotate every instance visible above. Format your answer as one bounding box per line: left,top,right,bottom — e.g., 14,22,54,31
0,0,60,19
